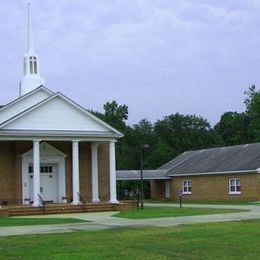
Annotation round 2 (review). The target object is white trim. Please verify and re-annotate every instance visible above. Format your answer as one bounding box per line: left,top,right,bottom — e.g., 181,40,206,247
182,180,192,194
228,192,241,195
22,143,66,205
182,192,192,195
0,92,123,138
32,140,40,206
71,140,81,205
108,141,118,203
91,143,100,203
0,86,53,112
169,170,258,177
0,134,119,142
228,178,241,195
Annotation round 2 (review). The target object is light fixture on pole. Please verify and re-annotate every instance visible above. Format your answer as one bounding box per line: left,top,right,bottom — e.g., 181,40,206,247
140,144,149,210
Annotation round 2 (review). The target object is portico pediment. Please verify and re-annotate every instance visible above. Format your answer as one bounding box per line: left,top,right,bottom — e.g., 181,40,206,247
22,142,66,158
0,92,122,137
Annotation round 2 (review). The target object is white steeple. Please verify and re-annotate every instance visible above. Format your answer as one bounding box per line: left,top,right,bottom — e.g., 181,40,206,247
19,3,45,97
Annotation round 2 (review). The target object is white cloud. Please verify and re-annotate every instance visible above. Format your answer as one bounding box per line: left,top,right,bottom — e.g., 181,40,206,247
0,0,260,125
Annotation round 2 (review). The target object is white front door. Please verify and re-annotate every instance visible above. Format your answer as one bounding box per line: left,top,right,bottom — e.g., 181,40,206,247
29,165,57,203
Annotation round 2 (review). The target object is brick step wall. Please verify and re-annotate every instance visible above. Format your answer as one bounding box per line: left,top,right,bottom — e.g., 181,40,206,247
7,202,136,216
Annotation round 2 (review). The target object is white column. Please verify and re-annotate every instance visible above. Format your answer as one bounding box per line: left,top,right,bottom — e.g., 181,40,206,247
109,141,119,203
91,143,100,202
71,140,81,205
32,140,41,207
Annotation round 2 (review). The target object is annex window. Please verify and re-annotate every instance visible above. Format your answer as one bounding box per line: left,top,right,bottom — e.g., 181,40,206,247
182,180,192,194
229,179,241,194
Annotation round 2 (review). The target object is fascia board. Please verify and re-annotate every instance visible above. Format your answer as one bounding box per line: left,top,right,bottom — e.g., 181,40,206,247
168,169,258,177
0,129,120,138
0,92,123,138
0,94,55,128
0,85,53,112
55,92,124,137
116,176,171,180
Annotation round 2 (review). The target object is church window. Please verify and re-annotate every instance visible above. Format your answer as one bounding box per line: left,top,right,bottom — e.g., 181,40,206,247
29,56,37,74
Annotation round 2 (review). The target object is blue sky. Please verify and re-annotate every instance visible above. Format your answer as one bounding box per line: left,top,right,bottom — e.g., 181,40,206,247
0,0,260,126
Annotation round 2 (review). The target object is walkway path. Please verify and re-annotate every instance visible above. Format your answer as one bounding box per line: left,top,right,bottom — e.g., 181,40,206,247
0,203,259,236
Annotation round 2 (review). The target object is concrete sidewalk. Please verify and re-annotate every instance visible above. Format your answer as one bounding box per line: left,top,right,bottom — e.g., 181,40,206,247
0,203,259,236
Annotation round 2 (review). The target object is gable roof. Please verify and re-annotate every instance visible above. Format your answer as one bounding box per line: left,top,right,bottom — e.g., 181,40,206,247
116,143,260,181
0,86,53,124
159,143,260,176
0,86,123,140
0,91,123,138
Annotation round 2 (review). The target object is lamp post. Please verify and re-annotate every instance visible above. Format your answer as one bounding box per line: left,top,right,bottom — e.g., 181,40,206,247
140,144,149,210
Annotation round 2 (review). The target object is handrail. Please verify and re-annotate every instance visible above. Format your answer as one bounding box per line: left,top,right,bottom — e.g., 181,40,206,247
77,192,86,204
37,193,45,207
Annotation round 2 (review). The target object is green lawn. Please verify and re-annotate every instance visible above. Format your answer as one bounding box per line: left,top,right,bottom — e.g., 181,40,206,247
113,206,247,219
0,220,259,259
0,217,88,227
148,200,260,206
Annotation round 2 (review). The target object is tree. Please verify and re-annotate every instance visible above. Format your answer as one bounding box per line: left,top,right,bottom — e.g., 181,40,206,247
214,112,252,145
244,85,260,141
154,113,220,155
103,101,128,131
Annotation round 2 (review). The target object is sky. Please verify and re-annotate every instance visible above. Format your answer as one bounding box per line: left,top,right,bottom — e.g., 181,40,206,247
0,0,260,127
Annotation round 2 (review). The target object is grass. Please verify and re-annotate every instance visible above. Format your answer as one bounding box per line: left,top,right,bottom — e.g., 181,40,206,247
113,206,247,219
0,220,259,259
148,200,260,206
0,217,88,227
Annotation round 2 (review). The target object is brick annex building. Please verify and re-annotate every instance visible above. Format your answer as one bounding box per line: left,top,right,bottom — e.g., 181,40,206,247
0,5,122,207
117,143,260,202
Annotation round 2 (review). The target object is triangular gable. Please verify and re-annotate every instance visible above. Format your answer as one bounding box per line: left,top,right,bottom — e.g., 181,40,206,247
0,86,53,124
22,142,66,157
0,92,123,136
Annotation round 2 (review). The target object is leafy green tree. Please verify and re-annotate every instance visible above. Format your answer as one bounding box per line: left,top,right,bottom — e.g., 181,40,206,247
244,85,260,141
103,101,128,131
154,113,220,155
214,112,252,145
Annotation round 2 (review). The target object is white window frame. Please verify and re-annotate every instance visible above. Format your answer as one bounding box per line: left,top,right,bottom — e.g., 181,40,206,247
228,179,241,195
182,180,192,194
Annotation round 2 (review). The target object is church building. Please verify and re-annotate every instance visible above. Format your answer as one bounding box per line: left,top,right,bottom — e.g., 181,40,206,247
0,4,122,207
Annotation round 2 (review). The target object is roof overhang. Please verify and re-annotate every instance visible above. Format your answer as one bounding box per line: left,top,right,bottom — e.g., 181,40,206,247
0,129,121,142
116,170,170,180
168,169,259,177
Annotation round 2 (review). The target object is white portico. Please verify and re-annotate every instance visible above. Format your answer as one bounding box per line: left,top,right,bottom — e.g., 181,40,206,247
0,87,122,206
0,4,123,207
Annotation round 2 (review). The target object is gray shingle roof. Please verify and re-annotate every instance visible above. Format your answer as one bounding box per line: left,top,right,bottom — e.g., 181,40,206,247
160,143,260,176
117,143,260,180
116,170,169,180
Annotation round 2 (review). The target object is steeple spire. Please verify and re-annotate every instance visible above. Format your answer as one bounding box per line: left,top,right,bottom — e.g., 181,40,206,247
19,3,45,97
27,3,34,55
